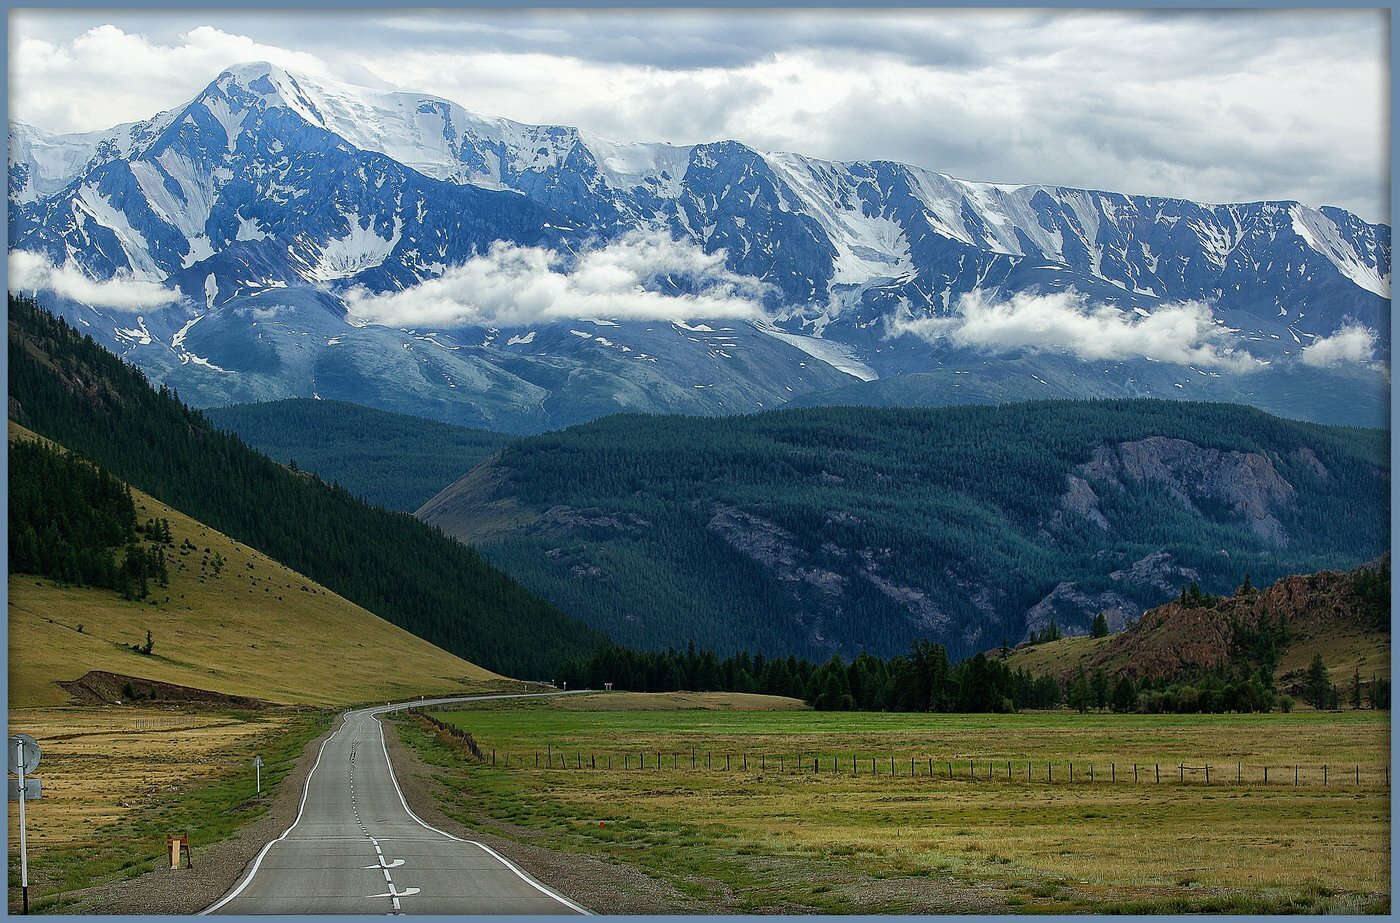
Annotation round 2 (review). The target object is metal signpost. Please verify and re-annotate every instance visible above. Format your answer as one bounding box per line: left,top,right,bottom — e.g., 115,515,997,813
253,755,264,794
9,734,42,914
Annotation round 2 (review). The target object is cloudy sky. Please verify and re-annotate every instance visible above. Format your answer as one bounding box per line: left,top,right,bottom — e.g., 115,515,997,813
9,8,1390,222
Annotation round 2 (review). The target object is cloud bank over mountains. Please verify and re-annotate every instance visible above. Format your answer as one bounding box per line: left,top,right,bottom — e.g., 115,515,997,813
8,251,181,310
345,231,772,328
888,290,1266,372
11,9,1387,222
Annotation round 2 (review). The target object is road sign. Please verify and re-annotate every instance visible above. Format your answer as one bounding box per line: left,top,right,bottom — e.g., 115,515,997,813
8,734,40,775
7,778,41,800
253,755,263,793
10,734,39,914
253,755,264,768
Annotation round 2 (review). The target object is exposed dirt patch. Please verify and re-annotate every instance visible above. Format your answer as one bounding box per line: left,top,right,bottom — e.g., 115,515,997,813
56,671,276,709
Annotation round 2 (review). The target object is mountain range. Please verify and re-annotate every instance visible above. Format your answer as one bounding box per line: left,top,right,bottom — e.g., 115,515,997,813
416,400,1388,660
8,62,1391,432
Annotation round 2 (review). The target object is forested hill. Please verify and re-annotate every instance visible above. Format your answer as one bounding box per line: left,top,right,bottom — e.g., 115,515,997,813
206,399,511,513
7,295,603,678
420,400,1388,661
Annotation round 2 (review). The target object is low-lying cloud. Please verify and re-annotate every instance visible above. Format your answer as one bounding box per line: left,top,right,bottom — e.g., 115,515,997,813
344,230,772,327
8,250,182,310
888,289,1263,371
1300,322,1382,369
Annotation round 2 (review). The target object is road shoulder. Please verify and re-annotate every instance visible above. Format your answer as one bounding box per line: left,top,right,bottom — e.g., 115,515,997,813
380,713,715,914
52,711,341,914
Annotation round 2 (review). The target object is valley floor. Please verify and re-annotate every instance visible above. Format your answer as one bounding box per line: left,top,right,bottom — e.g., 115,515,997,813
400,694,1390,914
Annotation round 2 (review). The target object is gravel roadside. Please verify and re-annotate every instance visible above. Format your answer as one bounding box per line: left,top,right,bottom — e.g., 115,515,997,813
379,713,719,914
51,711,342,915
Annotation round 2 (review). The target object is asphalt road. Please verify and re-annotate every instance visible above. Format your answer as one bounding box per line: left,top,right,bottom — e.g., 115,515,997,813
204,694,589,915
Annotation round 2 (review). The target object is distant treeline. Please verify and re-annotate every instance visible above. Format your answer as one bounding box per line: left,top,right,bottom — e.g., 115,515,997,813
558,640,1062,713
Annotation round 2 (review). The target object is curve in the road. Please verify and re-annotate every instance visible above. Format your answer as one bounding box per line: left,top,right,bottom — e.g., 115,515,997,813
203,694,590,915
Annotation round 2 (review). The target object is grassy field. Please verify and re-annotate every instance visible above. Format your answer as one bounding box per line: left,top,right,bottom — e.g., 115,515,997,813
403,694,1390,914
6,706,329,912
9,422,500,708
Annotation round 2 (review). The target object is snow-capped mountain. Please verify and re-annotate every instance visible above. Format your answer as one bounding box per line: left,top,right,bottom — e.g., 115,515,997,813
8,62,1391,431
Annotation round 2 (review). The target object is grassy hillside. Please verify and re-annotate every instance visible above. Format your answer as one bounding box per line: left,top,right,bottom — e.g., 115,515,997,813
8,423,500,707
206,398,511,512
419,400,1388,660
1003,558,1390,688
8,295,604,677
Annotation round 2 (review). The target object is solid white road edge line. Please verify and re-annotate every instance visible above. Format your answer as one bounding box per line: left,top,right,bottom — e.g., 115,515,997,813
198,713,342,915
371,709,593,915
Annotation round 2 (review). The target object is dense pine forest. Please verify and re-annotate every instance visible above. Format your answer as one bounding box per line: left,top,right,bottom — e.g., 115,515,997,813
8,437,171,600
425,399,1389,660
7,295,602,677
206,399,511,512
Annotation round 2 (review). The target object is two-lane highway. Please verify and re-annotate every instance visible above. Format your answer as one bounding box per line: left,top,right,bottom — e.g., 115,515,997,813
204,695,588,915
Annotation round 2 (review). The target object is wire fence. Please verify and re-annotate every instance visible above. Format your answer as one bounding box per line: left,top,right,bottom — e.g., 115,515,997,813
463,745,1390,788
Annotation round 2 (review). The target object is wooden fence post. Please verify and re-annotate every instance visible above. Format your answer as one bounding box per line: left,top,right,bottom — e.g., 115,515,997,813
1069,762,1074,783
929,758,934,778
1204,764,1210,784
1178,763,1184,783
1355,764,1359,785
727,753,731,772
1048,762,1052,783
1133,763,1138,783
1111,763,1115,783
1155,763,1159,783
1324,764,1328,786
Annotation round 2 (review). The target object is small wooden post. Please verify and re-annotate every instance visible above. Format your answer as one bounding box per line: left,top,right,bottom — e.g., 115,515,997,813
970,759,975,779
853,754,857,775
1134,763,1138,783
743,752,747,771
1155,763,1159,783
1178,763,1184,783
1204,764,1210,784
1355,764,1360,785
1069,762,1074,783
1089,764,1094,783
1324,764,1328,786
535,752,539,768
625,754,629,770
492,749,496,766
1111,762,1115,783
726,753,731,771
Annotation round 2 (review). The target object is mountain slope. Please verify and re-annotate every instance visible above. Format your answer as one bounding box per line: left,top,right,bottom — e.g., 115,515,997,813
9,62,1390,432
205,398,512,512
1003,557,1390,688
8,422,500,707
7,294,604,677
418,400,1388,660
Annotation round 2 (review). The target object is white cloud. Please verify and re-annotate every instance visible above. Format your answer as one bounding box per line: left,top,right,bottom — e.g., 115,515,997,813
888,289,1263,371
10,24,337,132
1300,323,1382,369
7,250,182,310
344,230,772,328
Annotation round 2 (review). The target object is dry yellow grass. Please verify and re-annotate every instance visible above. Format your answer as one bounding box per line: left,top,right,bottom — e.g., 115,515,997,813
5,707,279,849
412,707,1391,913
9,422,500,707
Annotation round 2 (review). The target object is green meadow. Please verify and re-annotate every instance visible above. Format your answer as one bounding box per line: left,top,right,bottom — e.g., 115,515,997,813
398,693,1390,914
